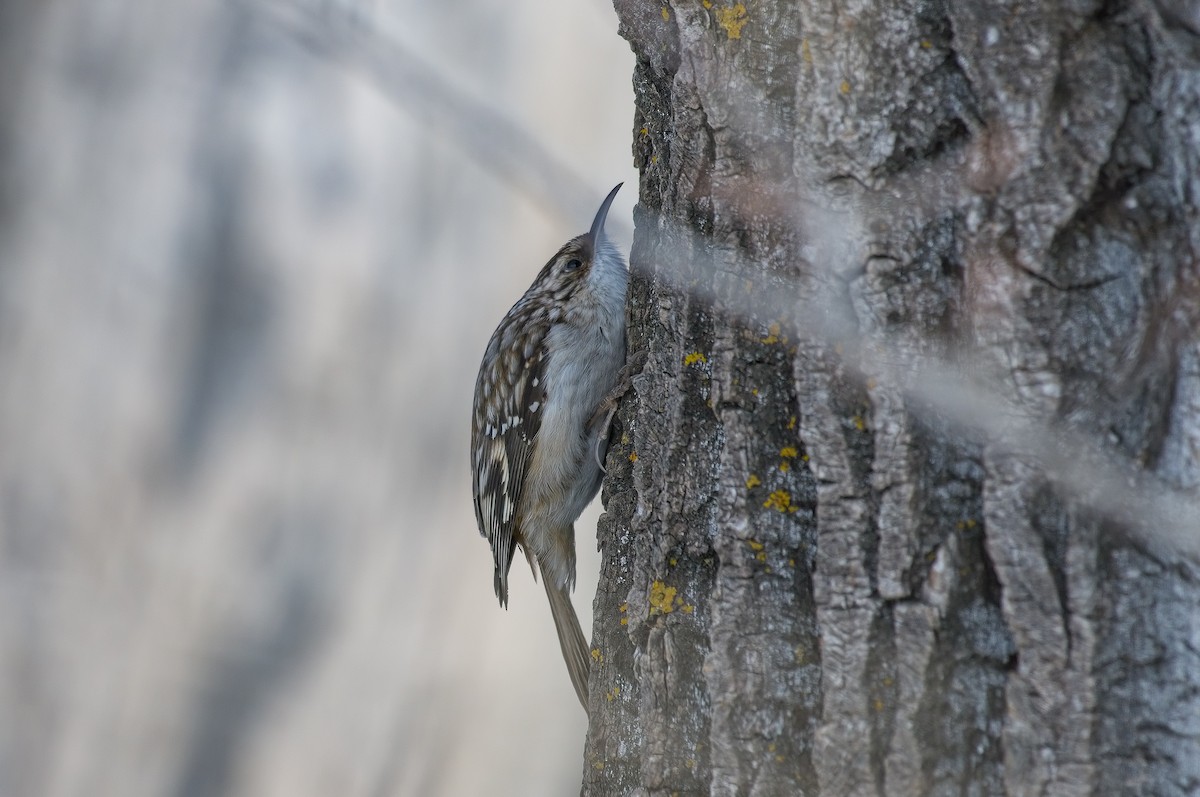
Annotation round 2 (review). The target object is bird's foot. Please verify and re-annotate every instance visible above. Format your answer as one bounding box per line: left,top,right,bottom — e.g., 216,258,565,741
591,349,649,471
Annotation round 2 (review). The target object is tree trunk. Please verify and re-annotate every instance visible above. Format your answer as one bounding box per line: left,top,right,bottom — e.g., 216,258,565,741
584,1,1200,795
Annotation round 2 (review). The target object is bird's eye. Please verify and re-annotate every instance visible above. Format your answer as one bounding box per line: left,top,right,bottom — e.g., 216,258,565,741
564,258,583,272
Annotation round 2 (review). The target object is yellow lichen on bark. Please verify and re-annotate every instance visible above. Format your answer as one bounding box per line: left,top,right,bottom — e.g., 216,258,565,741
714,3,748,39
763,490,793,512
649,580,678,614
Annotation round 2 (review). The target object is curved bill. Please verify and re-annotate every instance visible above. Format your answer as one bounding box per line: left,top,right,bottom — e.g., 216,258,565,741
588,183,623,243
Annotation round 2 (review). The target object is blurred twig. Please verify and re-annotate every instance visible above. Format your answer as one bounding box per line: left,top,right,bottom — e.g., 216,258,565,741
260,0,626,236
653,226,1200,568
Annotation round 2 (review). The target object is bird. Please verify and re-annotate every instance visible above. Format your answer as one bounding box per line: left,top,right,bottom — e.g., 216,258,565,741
471,184,629,711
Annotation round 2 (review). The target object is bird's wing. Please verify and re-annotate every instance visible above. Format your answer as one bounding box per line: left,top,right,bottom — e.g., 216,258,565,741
471,312,549,606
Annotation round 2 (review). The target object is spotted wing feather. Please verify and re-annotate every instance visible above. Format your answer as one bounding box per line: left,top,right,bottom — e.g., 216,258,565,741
471,306,550,606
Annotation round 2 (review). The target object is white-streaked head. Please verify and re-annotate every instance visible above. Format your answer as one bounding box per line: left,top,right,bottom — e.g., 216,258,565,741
525,184,627,305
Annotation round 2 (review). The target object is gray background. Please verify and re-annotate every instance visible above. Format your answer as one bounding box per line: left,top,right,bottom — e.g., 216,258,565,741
0,1,635,794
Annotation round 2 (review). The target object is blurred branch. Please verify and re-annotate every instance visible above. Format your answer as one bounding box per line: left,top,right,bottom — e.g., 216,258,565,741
819,288,1200,568
839,320,1200,568
643,199,1200,569
260,0,624,236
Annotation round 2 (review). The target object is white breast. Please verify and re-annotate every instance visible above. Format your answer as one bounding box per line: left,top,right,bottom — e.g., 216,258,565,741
520,238,628,585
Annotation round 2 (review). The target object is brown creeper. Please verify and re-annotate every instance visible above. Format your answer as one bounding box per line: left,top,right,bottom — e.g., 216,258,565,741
471,184,628,711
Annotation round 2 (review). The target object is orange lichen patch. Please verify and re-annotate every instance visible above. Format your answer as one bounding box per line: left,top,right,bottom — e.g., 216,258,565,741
661,6,670,21
802,38,813,64
852,415,866,431
840,79,852,94
629,451,639,462
761,322,781,344
591,648,603,662
684,351,707,366
714,3,748,39
681,603,694,613
639,126,649,136
780,446,798,458
779,462,790,473
920,38,933,49
649,580,678,614
747,540,764,551
606,686,621,701
702,0,713,6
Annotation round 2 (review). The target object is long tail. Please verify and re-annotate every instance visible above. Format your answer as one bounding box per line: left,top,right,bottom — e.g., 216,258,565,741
540,563,590,712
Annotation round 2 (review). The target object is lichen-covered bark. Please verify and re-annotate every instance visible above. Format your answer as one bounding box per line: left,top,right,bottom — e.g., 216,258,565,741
585,1,1200,795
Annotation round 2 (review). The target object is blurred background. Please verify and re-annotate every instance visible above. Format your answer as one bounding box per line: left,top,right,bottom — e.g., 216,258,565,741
0,0,635,794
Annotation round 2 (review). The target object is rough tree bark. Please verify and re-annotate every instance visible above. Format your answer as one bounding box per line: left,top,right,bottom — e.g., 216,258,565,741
583,1,1200,795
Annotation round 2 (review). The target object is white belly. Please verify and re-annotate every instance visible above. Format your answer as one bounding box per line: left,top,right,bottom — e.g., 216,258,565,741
520,304,625,586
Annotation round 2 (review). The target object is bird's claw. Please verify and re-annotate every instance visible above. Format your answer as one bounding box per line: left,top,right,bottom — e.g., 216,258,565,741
591,349,649,471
